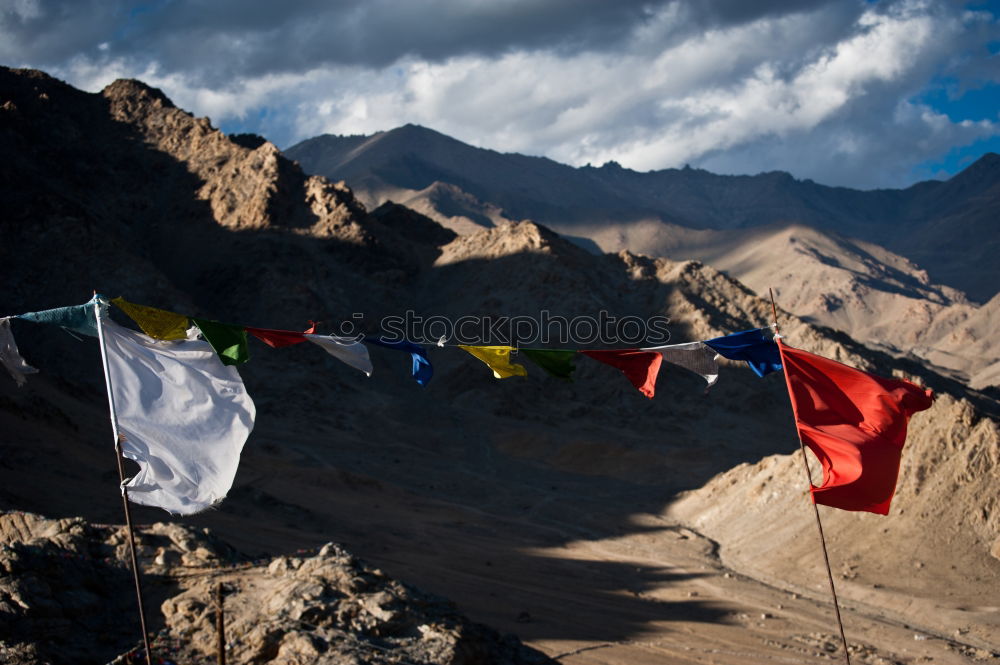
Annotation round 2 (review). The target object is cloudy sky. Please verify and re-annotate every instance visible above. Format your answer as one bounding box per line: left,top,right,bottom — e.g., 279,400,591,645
2,0,999,188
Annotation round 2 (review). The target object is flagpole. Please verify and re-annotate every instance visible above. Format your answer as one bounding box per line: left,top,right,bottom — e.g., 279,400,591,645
769,288,851,665
93,295,154,665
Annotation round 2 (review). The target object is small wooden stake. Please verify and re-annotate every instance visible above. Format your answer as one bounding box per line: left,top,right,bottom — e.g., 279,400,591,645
770,288,851,665
216,581,226,665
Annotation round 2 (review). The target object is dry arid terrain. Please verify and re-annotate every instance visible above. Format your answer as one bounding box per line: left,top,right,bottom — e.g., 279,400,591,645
1,68,998,664
574,220,1000,391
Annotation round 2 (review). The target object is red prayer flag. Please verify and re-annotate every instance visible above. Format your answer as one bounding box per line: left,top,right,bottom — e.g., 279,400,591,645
580,349,663,399
778,340,934,515
246,322,317,348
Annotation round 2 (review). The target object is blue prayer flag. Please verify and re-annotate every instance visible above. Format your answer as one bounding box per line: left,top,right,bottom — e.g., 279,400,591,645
366,337,433,386
18,303,98,337
704,328,781,377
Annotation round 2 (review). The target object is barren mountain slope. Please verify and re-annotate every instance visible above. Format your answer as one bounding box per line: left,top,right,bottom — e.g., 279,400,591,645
894,153,1000,301
573,220,1000,388
1,69,998,664
671,390,1000,650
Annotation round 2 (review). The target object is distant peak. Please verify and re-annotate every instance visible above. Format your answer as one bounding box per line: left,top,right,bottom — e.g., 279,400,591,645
388,123,448,139
948,151,1000,184
309,124,443,142
970,151,999,169
102,78,176,109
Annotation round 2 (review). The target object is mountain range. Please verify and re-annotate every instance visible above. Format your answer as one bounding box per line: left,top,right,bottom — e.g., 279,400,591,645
286,126,1000,390
1,67,998,663
286,124,1000,302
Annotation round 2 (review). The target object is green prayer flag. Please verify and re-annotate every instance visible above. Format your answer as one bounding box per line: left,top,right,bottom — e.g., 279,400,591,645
192,318,249,366
521,349,577,380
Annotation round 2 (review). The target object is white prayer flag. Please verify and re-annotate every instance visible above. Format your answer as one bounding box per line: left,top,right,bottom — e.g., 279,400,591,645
643,341,719,388
305,334,373,376
102,319,255,515
0,317,38,386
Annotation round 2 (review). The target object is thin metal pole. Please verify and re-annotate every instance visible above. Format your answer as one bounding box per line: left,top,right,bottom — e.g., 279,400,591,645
93,295,154,665
216,581,227,665
768,288,780,336
769,288,851,665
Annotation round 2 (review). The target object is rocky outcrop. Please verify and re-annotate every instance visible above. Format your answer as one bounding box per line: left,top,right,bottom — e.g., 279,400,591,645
164,543,551,665
0,511,236,664
0,513,552,665
102,78,369,239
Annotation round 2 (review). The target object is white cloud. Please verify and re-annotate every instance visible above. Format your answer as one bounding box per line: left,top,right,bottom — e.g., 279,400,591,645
38,0,1000,187
578,2,948,171
5,0,43,21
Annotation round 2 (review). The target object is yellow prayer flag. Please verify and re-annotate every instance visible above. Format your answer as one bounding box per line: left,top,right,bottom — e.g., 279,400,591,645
112,297,190,341
459,345,528,379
